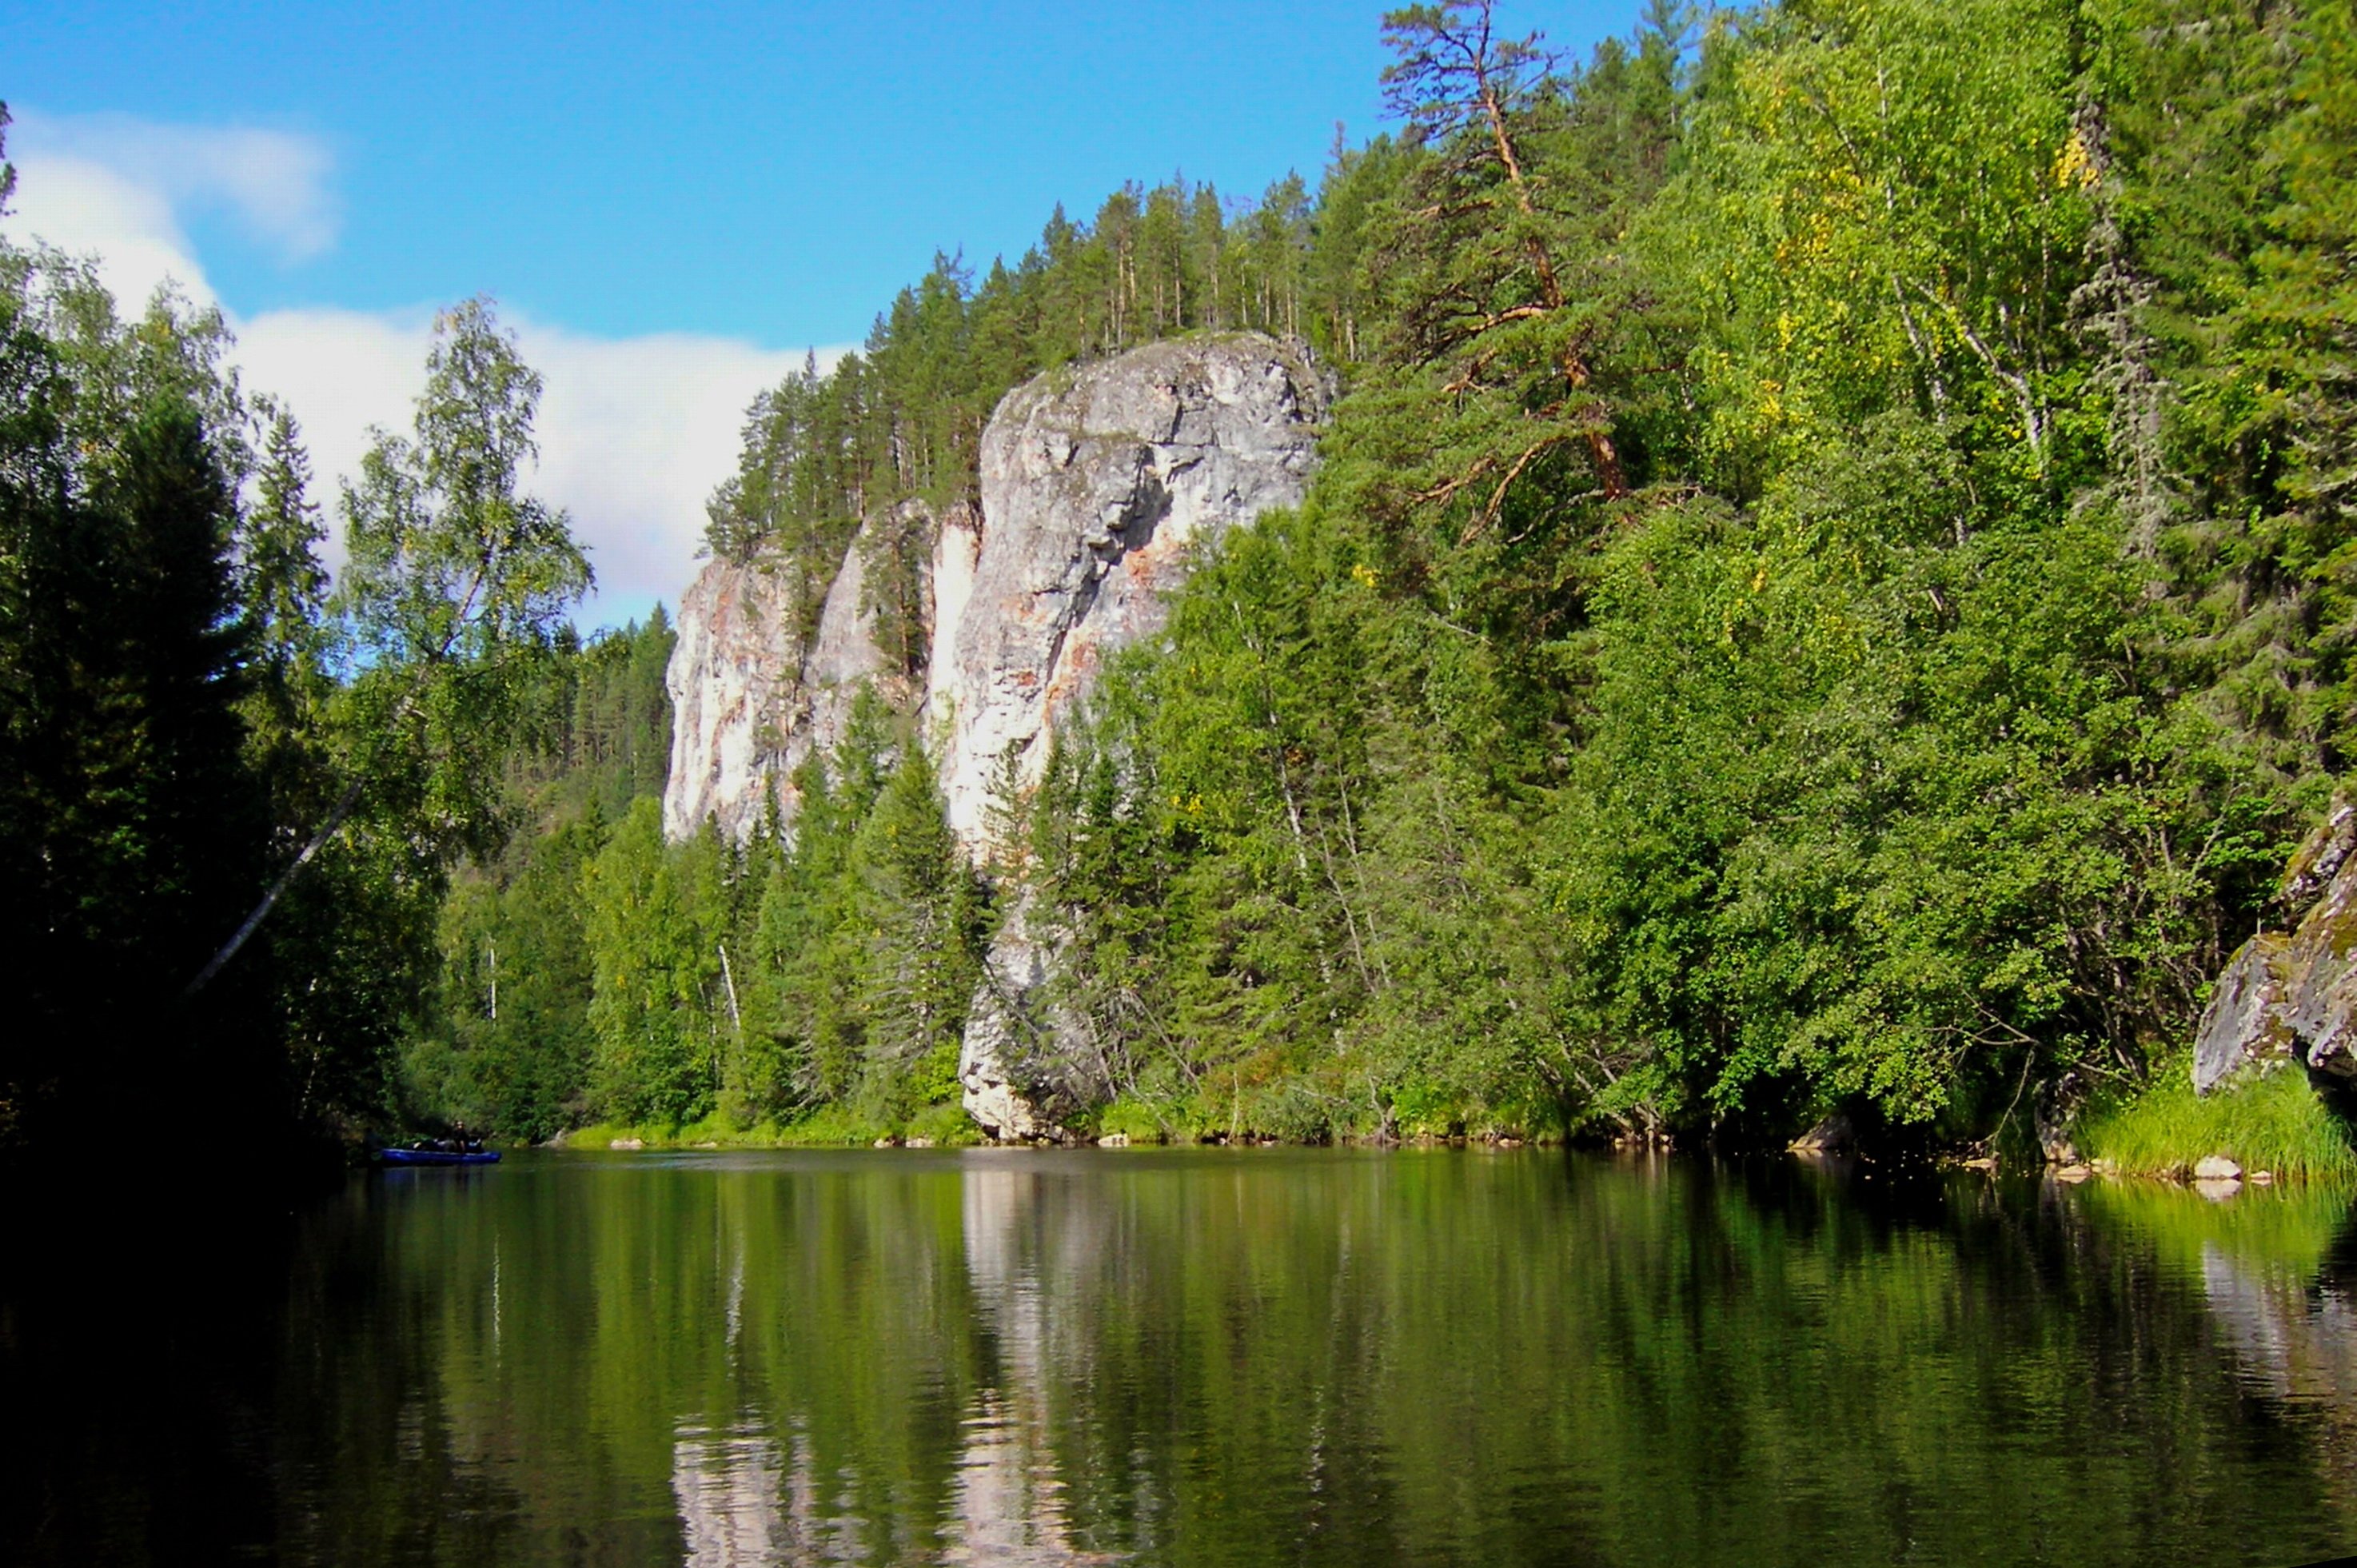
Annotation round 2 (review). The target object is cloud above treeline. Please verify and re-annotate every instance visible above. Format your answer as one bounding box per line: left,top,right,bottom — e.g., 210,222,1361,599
6,109,840,627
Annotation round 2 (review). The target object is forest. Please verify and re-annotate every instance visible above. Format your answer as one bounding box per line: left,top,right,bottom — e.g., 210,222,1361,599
3,0,2352,1163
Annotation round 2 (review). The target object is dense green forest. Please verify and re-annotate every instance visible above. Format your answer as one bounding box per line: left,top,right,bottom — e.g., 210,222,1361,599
7,0,2355,1162
0,109,595,1160
491,0,2350,1154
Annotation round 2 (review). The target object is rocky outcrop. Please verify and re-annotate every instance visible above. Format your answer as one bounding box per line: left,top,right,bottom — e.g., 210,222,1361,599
1787,1115,1855,1155
667,337,1325,852
663,333,1330,1136
2192,800,2357,1094
942,337,1326,1135
927,334,1327,844
663,520,915,843
956,895,1091,1142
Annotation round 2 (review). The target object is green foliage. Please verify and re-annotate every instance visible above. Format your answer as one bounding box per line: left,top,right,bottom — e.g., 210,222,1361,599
331,298,592,863
0,180,586,1152
31,0,2357,1158
405,656,992,1141
2078,1062,2357,1183
581,800,728,1125
716,697,990,1133
960,0,2357,1149
0,229,288,1147
0,140,605,1156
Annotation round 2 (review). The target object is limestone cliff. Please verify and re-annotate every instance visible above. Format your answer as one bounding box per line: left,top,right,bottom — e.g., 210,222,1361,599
665,337,1324,849
927,334,1327,843
662,518,914,843
662,333,1329,1135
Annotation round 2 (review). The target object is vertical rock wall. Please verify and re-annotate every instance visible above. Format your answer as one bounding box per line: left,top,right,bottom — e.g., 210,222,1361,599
2192,799,2357,1095
663,522,910,844
927,335,1328,846
662,332,1329,1135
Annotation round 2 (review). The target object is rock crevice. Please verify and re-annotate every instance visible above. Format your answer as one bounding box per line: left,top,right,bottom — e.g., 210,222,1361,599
663,521,911,844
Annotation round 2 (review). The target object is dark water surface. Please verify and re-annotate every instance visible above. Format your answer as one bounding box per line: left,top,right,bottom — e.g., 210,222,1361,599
10,1148,2357,1566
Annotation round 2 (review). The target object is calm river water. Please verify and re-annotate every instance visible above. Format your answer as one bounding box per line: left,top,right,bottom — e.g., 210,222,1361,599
10,1147,2357,1566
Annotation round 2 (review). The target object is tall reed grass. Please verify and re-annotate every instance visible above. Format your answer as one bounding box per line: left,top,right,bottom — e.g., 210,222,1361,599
2077,1062,2357,1183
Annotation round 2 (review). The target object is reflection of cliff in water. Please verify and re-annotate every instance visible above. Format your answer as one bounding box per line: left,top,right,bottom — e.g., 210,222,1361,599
17,1155,2357,1564
950,1159,1127,1566
2197,1201,2357,1497
671,1418,788,1566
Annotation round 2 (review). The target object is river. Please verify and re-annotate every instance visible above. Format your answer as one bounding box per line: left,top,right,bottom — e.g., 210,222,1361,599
8,1147,2357,1565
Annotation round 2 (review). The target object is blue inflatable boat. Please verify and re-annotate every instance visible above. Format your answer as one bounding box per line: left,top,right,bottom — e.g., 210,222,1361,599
377,1147,501,1167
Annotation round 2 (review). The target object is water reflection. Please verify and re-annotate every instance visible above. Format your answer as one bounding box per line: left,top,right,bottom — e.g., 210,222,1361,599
10,1151,2357,1566
672,1420,786,1566
955,1163,1096,1564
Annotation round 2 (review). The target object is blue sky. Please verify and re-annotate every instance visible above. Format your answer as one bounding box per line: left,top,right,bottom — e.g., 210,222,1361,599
7,0,1638,621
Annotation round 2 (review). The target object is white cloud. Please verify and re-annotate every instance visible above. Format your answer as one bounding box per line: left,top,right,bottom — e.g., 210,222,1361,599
8,149,216,313
524,325,835,621
13,110,337,264
237,307,834,621
4,110,840,626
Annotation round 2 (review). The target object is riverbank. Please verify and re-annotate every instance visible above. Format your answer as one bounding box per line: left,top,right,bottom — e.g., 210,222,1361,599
556,1102,987,1151
548,1087,1577,1152
544,1062,2357,1186
2074,1063,2357,1184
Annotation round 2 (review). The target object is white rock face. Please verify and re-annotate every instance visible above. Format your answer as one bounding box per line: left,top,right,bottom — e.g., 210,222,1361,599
666,335,1326,852
934,336,1326,1139
662,524,907,843
956,894,1082,1143
923,506,983,750
661,333,1328,1137
929,334,1327,848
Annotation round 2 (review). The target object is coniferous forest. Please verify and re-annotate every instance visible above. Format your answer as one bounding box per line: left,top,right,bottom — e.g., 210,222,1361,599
5,0,2355,1164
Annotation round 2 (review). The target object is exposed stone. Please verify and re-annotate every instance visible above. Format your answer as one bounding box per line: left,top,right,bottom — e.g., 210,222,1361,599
956,892,1091,1143
2280,795,2357,911
663,517,915,844
2192,936,2298,1094
2033,1071,2087,1165
928,333,1328,845
1788,1115,1855,1155
663,333,1329,1139
2193,800,2357,1095
940,337,1327,1139
609,1137,644,1151
2195,1153,2243,1181
1096,1131,1130,1148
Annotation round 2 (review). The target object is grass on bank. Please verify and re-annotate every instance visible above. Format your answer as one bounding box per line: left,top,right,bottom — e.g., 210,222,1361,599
560,1099,985,1151
2076,1060,2357,1183
554,1087,1572,1151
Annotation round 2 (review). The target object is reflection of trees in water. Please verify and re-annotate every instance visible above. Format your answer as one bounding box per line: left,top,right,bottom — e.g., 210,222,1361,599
26,1158,2357,1564
941,1154,2357,1566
